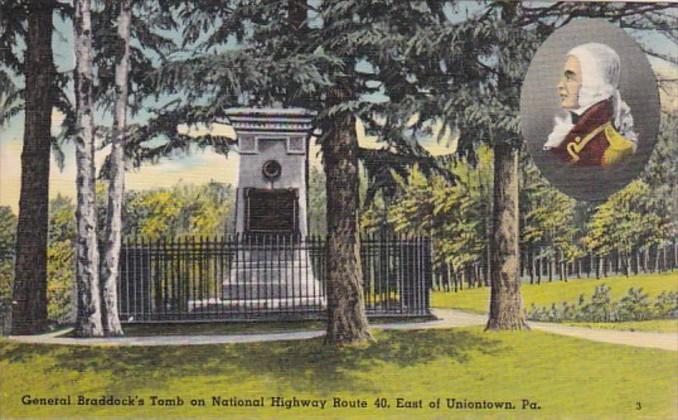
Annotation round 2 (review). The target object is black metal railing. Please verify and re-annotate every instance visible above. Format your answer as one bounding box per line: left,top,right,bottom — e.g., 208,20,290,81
118,234,432,322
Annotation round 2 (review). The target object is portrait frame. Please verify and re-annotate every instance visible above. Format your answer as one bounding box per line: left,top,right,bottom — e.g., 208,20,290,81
520,19,660,202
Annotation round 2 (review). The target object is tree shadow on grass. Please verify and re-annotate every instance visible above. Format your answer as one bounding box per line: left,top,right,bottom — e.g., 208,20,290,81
0,341,62,363
3,329,506,396
231,329,506,394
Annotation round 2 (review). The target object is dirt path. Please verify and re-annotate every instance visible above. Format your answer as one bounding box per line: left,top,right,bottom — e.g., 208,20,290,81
429,309,678,352
5,309,677,351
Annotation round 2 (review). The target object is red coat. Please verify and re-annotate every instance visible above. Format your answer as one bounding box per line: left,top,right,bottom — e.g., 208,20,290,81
550,99,634,167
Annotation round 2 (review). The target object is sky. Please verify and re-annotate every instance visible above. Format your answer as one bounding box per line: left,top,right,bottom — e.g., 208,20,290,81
0,6,676,213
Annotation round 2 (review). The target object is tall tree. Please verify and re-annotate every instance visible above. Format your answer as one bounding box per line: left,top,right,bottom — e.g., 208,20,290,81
641,114,678,247
99,0,131,336
474,2,529,330
311,2,372,344
487,142,526,329
322,111,372,343
582,180,665,276
73,0,103,337
10,0,56,334
150,0,379,344
383,149,493,288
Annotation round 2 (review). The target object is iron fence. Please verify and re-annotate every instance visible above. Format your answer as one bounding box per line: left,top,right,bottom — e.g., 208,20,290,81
118,234,432,322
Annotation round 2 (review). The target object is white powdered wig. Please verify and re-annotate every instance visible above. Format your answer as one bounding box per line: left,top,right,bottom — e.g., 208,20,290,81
544,42,637,150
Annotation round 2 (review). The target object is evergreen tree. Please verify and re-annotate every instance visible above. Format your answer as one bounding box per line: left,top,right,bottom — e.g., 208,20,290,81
641,114,677,247
6,0,57,334
520,154,581,282
382,148,493,287
583,180,665,276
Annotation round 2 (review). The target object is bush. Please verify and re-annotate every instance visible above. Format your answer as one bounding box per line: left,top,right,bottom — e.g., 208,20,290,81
0,258,12,301
527,285,678,323
580,284,613,322
654,291,678,318
616,288,652,321
47,241,76,324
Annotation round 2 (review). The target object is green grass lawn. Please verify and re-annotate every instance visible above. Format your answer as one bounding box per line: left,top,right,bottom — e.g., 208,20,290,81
565,319,678,333
432,272,678,314
1,327,676,419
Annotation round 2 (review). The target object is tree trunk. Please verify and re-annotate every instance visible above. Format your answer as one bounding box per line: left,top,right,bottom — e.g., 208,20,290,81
482,178,492,287
548,256,553,282
596,256,601,279
11,0,55,335
100,0,131,337
643,247,648,273
74,0,103,337
486,143,528,330
322,111,371,345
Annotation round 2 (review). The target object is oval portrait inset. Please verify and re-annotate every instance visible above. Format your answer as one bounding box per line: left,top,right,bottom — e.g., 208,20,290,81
520,20,660,202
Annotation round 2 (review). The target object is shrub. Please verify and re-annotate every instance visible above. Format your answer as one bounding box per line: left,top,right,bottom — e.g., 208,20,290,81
47,241,76,324
654,291,678,319
579,284,613,322
527,285,678,323
615,288,651,321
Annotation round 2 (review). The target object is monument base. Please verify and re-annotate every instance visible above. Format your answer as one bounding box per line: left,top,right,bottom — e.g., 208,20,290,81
223,259,323,299
187,295,325,312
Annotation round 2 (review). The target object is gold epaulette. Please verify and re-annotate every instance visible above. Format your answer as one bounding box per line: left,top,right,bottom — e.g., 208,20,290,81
601,125,635,167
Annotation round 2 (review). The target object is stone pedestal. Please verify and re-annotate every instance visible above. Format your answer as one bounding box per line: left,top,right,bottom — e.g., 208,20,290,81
223,108,324,306
222,247,323,306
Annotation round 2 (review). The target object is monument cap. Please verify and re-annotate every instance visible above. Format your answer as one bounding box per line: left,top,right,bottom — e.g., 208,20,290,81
225,107,317,135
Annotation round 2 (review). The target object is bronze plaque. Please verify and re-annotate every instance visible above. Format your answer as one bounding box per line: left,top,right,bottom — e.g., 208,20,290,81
245,188,298,233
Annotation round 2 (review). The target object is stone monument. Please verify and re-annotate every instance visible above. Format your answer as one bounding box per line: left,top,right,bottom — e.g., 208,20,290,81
223,108,324,307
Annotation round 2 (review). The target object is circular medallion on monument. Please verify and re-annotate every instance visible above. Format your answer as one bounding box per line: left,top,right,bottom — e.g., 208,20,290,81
520,20,660,202
262,159,282,179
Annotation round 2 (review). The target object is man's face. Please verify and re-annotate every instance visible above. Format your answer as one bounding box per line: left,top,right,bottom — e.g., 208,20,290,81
557,55,582,110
